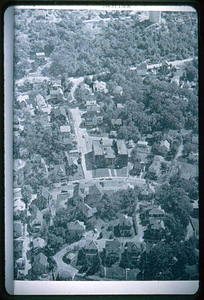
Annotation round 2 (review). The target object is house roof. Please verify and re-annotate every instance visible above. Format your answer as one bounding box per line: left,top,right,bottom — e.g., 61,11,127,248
92,140,103,156
68,220,86,231
149,207,165,216
32,237,46,249
84,239,98,251
117,103,124,109
14,221,22,235
74,183,86,199
17,94,29,103
104,146,115,159
105,239,120,252
60,126,71,133
154,155,165,162
80,203,97,218
160,140,170,151
41,186,50,200
137,141,148,147
111,119,122,126
151,220,165,230
57,268,76,279
36,52,45,57
89,183,103,196
192,135,198,144
86,100,97,106
66,253,77,261
14,199,26,211
149,161,161,173
119,215,133,227
124,241,142,253
34,252,48,266
117,140,128,155
53,107,67,118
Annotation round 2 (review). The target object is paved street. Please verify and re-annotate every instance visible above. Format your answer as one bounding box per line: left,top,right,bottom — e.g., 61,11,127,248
70,108,93,180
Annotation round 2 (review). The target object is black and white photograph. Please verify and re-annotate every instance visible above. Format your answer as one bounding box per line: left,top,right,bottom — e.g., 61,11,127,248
6,4,199,295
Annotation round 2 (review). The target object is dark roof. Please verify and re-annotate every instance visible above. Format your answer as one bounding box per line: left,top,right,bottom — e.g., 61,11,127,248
89,183,103,196
34,252,48,267
105,240,120,252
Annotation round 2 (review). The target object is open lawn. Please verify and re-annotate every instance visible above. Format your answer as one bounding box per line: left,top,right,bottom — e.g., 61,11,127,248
116,167,127,177
92,168,110,178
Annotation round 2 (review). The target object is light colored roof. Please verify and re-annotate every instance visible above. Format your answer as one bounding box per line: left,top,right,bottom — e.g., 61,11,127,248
14,199,25,211
149,161,161,173
137,141,148,146
119,214,133,226
92,140,103,156
160,140,170,150
17,94,29,103
104,146,115,159
60,125,71,133
149,207,165,216
117,140,128,155
84,239,98,250
89,183,103,196
86,100,97,106
66,253,77,260
117,103,124,109
36,52,45,56
154,155,165,162
137,62,147,70
32,237,46,248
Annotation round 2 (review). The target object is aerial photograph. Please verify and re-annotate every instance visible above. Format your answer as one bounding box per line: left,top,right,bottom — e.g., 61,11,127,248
13,7,199,281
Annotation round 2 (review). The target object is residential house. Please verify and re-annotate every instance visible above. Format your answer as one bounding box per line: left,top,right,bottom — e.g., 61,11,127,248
72,183,88,203
64,151,78,173
29,209,44,234
137,141,148,149
105,239,121,261
63,252,78,266
49,164,66,183
115,139,128,167
192,135,198,145
14,199,26,217
56,191,69,211
55,268,77,281
111,118,122,126
32,237,47,252
17,94,29,108
86,100,100,112
113,86,123,96
92,138,128,169
87,183,103,204
148,207,165,219
33,252,48,275
68,220,86,239
149,11,161,23
148,160,161,179
31,154,43,164
36,94,47,108
118,214,134,237
116,103,125,112
49,89,63,104
109,131,117,138
137,62,147,76
190,217,199,239
85,112,103,127
160,140,170,152
36,52,46,61
83,239,98,257
14,221,23,238
80,202,97,219
52,106,68,122
19,147,29,159
124,241,144,264
92,81,108,93
188,151,198,162
144,219,165,242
